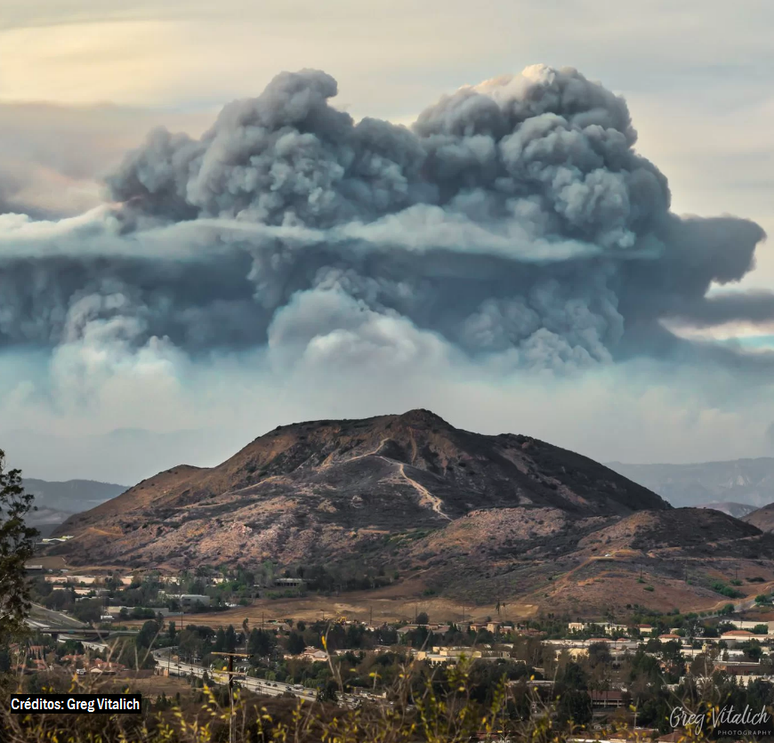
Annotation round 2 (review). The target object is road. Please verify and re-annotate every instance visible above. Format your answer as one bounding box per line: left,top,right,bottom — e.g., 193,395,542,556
151,649,319,703
25,604,139,641
28,604,88,630
701,594,760,619
150,649,389,708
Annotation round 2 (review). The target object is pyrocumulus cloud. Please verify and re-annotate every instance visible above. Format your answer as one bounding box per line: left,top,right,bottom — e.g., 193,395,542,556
0,64,768,394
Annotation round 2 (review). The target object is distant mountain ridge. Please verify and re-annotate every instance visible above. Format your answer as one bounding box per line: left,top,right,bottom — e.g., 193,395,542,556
606,458,774,508
695,502,758,519
23,478,127,535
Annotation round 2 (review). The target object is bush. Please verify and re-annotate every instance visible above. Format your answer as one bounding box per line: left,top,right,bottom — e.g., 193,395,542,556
711,581,743,599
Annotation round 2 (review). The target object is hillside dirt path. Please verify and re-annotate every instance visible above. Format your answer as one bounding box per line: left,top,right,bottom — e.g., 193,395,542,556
319,435,452,521
399,463,451,520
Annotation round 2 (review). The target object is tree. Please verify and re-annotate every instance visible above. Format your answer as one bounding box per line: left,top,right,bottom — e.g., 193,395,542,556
588,641,612,668
224,624,237,653
561,662,588,691
317,679,338,703
0,647,11,672
0,450,38,637
287,631,306,655
416,612,429,625
248,628,275,658
742,640,763,662
557,689,592,727
137,619,161,650
72,599,103,625
213,627,226,652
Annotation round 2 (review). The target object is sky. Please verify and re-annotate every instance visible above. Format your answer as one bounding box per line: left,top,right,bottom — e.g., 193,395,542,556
0,0,772,484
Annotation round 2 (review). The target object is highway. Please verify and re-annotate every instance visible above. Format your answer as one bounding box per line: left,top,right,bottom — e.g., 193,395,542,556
150,649,389,708
151,649,319,703
28,604,88,630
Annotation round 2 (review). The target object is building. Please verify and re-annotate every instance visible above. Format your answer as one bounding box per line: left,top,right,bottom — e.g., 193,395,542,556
300,647,328,661
568,622,628,635
714,660,762,676
74,587,108,597
720,630,756,647
45,574,98,585
415,647,484,665
728,621,774,635
589,690,625,708
171,594,211,608
396,625,417,637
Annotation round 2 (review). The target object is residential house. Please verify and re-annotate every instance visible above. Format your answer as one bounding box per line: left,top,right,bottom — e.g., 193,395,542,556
301,647,328,662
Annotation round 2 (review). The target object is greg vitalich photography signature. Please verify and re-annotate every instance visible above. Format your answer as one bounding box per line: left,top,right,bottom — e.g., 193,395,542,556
670,704,772,735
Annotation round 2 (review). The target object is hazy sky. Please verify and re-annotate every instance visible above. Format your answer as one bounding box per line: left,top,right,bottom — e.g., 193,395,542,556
1,0,772,484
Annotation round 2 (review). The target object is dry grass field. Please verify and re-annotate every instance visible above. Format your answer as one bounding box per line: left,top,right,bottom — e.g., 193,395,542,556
102,671,194,700
165,579,539,629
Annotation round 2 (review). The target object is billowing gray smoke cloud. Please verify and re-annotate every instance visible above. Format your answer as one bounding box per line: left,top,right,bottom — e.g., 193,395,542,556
0,65,767,372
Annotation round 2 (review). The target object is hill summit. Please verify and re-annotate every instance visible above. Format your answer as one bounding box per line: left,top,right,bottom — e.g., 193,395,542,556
51,411,774,614
56,409,667,567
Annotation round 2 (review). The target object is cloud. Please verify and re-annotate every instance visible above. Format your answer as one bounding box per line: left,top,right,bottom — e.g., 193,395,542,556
0,66,766,369
0,64,771,480
0,101,213,218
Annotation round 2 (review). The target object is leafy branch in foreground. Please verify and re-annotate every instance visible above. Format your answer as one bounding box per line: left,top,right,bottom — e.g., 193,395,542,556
0,449,38,639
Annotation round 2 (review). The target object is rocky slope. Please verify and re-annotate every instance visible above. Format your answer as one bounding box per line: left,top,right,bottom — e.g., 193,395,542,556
744,502,774,532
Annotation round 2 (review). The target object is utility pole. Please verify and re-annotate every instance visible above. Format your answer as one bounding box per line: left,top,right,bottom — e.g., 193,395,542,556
211,651,250,743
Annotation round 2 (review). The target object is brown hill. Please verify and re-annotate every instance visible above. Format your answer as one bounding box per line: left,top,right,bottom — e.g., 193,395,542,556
744,502,774,532
52,410,774,614
382,506,774,610
55,409,667,565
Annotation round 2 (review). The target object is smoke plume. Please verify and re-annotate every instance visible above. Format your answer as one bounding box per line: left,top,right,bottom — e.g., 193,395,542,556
0,64,768,375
